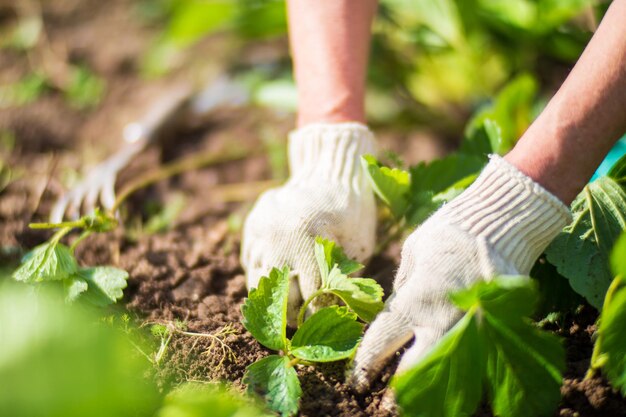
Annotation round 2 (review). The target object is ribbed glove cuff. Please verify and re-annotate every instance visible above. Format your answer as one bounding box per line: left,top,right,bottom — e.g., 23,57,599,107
440,155,572,273
288,123,377,188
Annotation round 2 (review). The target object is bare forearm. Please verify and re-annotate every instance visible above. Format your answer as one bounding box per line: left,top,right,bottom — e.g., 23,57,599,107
506,0,626,204
287,0,377,127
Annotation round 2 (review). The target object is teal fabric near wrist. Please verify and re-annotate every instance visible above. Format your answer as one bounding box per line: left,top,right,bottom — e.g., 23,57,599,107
591,134,626,182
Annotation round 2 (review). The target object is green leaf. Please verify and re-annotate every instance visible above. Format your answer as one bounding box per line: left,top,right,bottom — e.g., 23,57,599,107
611,232,626,279
432,173,478,205
449,275,537,318
483,308,564,417
157,382,272,417
290,306,363,362
461,118,503,158
12,242,77,283
410,154,485,196
393,277,564,417
166,0,236,47
63,276,88,303
595,281,626,394
545,177,626,309
78,266,128,306
466,74,538,153
241,267,290,351
244,355,301,417
313,239,383,322
406,154,485,225
0,285,161,417
393,313,486,417
323,267,383,322
608,153,626,180
361,155,410,218
314,237,363,278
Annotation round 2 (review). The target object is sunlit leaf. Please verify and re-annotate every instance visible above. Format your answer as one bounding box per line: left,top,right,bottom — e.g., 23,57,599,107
244,355,301,417
241,267,290,351
291,306,363,362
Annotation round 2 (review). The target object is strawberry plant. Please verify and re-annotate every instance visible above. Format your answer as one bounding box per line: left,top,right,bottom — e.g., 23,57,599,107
11,209,128,306
545,153,626,309
11,147,253,306
241,238,384,416
584,231,626,388
393,276,565,417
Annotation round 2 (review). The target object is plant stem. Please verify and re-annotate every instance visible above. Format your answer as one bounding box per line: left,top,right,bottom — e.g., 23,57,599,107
29,219,86,230
287,357,301,367
374,219,406,255
297,289,326,328
70,230,93,253
110,146,256,213
586,275,623,380
49,226,73,245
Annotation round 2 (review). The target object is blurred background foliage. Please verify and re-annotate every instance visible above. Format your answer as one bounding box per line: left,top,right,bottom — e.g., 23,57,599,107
132,0,604,134
0,0,608,142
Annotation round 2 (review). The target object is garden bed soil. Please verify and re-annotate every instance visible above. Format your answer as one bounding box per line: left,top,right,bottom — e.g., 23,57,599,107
2,1,626,416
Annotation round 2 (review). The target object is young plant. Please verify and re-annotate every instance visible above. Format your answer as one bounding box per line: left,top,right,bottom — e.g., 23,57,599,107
546,153,626,309
393,276,565,417
585,232,626,389
361,118,501,232
12,147,253,305
241,238,384,416
11,209,128,306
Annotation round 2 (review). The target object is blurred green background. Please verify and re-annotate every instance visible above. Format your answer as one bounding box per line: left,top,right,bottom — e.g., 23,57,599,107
0,0,607,144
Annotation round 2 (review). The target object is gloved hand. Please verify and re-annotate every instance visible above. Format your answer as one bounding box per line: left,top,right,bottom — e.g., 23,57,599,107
350,155,571,391
241,123,377,323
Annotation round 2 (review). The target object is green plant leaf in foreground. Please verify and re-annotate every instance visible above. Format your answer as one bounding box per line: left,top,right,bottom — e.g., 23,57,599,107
314,238,383,322
64,276,88,302
406,154,484,225
290,306,363,362
393,276,564,417
594,277,626,394
244,355,302,417
393,312,485,417
77,266,129,306
545,175,626,309
361,154,410,218
322,267,383,322
314,236,363,277
12,242,78,283
590,233,626,393
0,284,160,417
156,382,272,417
241,266,290,351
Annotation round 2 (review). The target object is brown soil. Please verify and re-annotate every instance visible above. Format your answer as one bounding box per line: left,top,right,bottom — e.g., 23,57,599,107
1,1,626,417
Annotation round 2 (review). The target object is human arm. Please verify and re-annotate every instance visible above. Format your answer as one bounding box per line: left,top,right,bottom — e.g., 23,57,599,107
352,0,626,389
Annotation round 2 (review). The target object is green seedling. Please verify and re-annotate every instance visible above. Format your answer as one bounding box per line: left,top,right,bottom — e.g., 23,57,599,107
585,232,626,389
393,276,565,417
12,146,254,305
361,118,501,233
11,209,127,306
241,238,384,416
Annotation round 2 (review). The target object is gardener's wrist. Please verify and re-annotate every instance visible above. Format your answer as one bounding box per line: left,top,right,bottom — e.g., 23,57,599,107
287,123,377,187
504,143,585,206
440,155,571,273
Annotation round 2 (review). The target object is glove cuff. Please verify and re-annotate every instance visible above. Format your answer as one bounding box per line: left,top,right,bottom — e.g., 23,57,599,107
440,155,572,273
288,123,377,188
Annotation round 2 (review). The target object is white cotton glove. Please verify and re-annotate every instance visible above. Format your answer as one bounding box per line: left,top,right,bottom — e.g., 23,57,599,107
241,123,377,323
350,155,572,391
